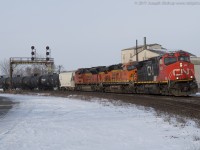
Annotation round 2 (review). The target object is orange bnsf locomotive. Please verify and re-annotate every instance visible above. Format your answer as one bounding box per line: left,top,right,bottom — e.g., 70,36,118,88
74,50,198,96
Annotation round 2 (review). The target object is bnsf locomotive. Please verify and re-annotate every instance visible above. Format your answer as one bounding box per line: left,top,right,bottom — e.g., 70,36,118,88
0,50,198,96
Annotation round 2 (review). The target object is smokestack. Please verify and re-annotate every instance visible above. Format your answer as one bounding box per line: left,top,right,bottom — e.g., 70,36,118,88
144,37,147,49
136,39,138,62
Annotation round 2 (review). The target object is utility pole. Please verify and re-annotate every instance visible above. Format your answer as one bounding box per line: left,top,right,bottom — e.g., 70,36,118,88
136,39,138,62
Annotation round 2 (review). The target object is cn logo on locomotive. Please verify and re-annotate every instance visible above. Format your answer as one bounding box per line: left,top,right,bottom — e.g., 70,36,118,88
172,68,190,76
147,66,154,76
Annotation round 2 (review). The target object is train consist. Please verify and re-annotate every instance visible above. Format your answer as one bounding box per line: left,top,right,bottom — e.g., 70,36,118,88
0,50,198,96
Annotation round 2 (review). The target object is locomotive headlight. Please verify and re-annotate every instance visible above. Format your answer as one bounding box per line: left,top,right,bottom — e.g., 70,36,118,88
176,77,179,80
180,63,183,67
190,76,193,79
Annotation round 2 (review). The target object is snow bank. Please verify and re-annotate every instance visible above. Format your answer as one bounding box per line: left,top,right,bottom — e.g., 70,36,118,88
0,94,199,150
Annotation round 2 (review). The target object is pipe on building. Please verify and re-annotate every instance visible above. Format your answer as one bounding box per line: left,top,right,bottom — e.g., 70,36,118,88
144,37,147,49
136,39,138,62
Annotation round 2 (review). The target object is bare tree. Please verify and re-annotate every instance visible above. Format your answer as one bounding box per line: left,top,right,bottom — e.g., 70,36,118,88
55,65,65,74
0,59,24,77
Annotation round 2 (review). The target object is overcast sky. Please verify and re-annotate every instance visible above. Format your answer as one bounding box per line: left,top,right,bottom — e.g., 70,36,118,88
0,0,200,70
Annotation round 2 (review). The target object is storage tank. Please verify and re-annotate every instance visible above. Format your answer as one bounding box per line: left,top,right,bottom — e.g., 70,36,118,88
12,76,23,89
22,76,32,89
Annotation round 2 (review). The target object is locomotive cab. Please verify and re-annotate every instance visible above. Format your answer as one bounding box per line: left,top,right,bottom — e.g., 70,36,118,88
158,50,198,96
159,51,195,81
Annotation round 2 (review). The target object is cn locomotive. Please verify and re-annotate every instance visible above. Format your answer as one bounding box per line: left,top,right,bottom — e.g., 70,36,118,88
0,50,198,96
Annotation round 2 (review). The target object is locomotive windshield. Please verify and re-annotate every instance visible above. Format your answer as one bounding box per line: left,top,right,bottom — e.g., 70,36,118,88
164,57,177,65
178,56,190,62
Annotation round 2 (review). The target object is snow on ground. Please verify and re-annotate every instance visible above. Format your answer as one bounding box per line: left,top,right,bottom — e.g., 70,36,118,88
0,94,200,150
195,92,200,96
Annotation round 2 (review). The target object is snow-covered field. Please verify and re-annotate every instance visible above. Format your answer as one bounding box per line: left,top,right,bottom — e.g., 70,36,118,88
0,94,200,150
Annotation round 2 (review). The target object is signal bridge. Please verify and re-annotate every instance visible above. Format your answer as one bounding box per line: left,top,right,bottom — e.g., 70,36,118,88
9,46,54,89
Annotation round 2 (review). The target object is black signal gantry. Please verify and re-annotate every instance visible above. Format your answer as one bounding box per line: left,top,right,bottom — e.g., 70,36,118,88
9,46,54,89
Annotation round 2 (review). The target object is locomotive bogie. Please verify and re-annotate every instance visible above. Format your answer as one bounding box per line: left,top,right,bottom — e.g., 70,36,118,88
169,80,198,96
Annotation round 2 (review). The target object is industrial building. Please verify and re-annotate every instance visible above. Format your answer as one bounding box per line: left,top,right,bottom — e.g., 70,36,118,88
121,43,166,64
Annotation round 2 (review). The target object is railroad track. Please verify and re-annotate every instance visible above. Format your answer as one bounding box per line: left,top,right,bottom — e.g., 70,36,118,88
117,93,200,111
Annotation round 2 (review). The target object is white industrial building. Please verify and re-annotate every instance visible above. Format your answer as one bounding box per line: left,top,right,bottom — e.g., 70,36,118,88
121,43,166,64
